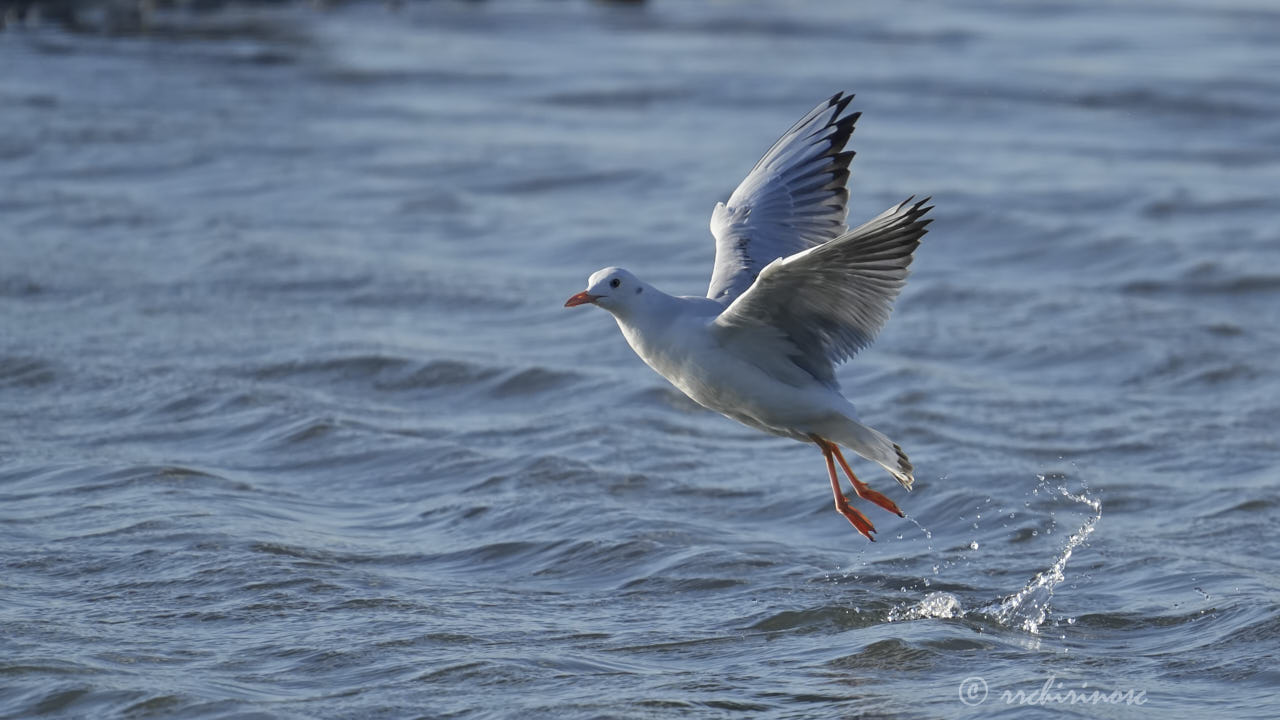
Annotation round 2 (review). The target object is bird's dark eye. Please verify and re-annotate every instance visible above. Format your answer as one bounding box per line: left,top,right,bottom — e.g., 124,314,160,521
610,278,621,289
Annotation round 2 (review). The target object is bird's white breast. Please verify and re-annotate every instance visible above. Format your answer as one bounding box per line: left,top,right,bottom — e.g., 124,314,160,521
615,311,845,441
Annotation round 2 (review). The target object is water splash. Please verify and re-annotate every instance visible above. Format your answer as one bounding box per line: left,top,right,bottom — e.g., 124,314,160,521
980,484,1102,634
886,478,1102,635
886,591,964,622
906,516,933,541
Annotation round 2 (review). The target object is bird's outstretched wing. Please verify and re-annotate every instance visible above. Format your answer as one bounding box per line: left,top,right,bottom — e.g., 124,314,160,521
707,92,860,303
713,197,933,387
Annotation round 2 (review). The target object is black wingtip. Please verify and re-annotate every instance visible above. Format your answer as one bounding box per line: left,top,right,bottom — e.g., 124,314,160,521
914,196,934,219
833,110,861,136
823,110,860,157
831,92,855,116
899,195,933,217
828,90,854,106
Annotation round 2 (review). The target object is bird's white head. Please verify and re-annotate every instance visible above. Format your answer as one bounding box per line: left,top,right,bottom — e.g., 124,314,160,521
564,267,645,315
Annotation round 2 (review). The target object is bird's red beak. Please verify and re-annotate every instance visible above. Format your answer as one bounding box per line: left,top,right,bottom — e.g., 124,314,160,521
564,291,600,308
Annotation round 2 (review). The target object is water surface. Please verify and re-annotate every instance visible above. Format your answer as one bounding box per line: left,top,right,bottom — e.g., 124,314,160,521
3,1,1279,718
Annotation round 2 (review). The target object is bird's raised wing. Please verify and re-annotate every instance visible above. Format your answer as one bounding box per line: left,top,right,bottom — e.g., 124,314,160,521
707,92,860,303
713,197,933,387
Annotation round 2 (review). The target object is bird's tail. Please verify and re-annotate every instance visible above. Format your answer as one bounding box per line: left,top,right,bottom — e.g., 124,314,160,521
820,415,915,490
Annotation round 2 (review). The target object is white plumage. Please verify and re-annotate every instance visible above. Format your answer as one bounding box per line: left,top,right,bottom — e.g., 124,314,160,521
565,92,932,540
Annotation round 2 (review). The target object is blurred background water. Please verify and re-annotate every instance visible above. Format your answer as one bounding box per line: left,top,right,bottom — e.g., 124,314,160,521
2,1,1279,718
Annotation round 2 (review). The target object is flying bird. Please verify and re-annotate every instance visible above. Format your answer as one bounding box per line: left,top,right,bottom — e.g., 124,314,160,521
565,92,932,540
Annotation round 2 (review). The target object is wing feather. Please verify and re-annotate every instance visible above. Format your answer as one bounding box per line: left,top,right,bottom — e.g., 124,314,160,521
707,92,860,302
713,197,933,387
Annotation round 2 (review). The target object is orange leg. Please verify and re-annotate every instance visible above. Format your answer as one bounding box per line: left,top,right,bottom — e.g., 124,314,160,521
819,439,877,541
829,444,905,518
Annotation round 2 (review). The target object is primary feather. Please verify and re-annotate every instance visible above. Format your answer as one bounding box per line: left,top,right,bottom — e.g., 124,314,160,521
707,92,861,303
714,197,933,387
